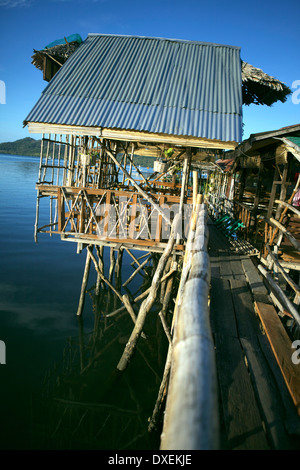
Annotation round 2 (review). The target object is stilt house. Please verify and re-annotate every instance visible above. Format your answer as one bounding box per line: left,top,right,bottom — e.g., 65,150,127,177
24,33,290,254
24,34,300,451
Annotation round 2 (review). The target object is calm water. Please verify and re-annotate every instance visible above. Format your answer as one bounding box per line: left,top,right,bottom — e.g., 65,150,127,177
0,154,167,450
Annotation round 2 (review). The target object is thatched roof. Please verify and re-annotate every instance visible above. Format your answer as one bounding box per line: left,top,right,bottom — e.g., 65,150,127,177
32,40,82,72
241,61,291,106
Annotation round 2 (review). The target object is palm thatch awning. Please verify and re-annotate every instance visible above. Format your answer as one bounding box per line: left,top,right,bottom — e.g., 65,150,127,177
31,34,82,82
241,61,291,106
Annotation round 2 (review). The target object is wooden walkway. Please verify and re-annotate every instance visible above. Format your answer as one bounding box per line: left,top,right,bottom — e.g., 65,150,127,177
208,218,300,450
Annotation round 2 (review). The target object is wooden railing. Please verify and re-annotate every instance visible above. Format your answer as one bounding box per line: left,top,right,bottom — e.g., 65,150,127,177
256,199,300,328
36,185,193,249
160,201,219,450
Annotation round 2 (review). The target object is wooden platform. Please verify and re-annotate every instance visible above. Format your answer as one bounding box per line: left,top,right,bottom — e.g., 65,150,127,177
208,218,300,450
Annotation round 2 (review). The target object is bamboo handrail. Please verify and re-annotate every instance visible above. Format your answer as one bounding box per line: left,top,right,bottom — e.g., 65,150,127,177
160,202,219,450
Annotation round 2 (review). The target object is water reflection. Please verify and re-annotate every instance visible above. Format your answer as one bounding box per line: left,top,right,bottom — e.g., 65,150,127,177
0,155,170,450
31,281,169,450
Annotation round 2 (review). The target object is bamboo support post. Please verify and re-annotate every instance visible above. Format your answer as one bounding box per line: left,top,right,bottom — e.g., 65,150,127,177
87,247,146,336
193,170,198,210
114,245,123,292
109,247,115,283
122,256,150,288
95,245,105,295
106,266,177,318
160,256,172,304
125,248,150,276
116,213,181,372
148,346,172,432
76,246,92,316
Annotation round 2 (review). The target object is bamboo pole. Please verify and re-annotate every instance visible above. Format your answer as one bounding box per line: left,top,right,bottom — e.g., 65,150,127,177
258,264,300,327
115,246,123,292
193,170,198,210
117,213,181,372
109,247,115,283
265,244,300,296
122,256,150,288
95,245,104,295
87,246,146,334
269,173,300,247
125,247,150,276
76,246,92,316
160,214,219,450
269,217,300,251
275,199,300,218
106,266,177,318
171,194,202,332
148,346,172,433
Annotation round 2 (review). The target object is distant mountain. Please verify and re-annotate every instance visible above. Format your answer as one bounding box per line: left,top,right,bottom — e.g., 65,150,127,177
0,137,41,157
0,137,154,168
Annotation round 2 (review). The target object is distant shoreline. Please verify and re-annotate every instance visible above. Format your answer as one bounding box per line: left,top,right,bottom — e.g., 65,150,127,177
0,151,39,157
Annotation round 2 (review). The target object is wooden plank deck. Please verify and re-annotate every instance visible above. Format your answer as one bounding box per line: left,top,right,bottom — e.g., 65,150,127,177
208,217,300,450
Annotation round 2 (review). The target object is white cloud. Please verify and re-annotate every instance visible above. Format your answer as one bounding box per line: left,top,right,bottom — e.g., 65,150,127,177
51,0,107,2
0,0,31,7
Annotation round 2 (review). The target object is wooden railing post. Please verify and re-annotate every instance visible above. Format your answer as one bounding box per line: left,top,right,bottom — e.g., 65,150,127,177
57,186,65,232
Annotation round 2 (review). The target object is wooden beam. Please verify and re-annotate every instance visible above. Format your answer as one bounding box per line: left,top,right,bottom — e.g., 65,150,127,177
27,122,238,150
255,301,300,416
275,199,300,218
257,264,300,327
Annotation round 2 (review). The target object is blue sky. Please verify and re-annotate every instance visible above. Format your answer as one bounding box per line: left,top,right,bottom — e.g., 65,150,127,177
0,0,299,144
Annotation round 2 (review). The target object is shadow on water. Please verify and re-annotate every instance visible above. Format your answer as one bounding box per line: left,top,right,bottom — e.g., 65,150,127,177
30,266,170,450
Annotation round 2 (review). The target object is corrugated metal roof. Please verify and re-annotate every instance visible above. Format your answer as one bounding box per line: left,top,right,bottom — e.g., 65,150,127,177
25,34,243,143
285,136,300,149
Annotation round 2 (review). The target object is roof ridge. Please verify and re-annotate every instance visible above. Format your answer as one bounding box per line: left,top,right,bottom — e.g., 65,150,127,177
87,33,241,50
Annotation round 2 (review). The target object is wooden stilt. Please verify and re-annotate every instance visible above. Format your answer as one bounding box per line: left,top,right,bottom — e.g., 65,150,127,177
160,257,172,304
106,266,177,318
87,247,146,336
76,245,92,316
95,245,104,296
122,257,150,288
125,248,150,277
109,247,115,283
115,246,123,291
148,346,172,432
193,169,198,210
117,213,180,372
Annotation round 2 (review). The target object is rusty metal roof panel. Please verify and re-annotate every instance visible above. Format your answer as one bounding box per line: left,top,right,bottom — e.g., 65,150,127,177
25,34,243,143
